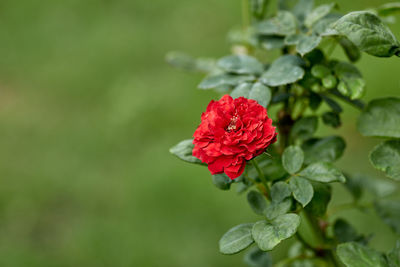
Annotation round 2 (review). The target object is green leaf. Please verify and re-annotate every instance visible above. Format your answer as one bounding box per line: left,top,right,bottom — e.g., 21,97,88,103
289,177,313,207
334,219,359,243
235,176,253,194
370,140,400,181
313,14,340,35
261,55,305,86
309,92,322,111
293,0,314,22
337,242,388,267
198,74,255,89
375,199,400,235
249,153,287,181
339,37,361,62
282,146,304,174
228,27,258,47
378,2,400,17
284,34,302,45
305,182,331,216
387,240,400,267
165,51,216,72
334,62,365,100
343,174,363,201
265,198,292,220
297,35,322,56
270,181,292,203
345,173,397,199
302,136,346,164
290,116,318,142
231,82,252,99
249,82,272,108
170,139,204,165
219,223,255,254
305,3,336,28
217,55,264,75
300,162,346,183
257,11,297,36
357,97,400,138
212,173,232,190
332,11,400,57
322,112,341,128
261,36,285,50
321,95,343,113
252,214,300,251
247,190,267,215
250,0,270,19
243,246,272,267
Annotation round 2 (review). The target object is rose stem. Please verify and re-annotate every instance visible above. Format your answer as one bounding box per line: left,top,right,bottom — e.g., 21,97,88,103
250,159,270,197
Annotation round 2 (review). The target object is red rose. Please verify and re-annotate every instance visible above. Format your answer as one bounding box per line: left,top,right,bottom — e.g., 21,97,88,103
193,95,277,179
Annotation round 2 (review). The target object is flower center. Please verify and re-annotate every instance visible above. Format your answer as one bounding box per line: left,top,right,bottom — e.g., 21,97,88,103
226,115,239,132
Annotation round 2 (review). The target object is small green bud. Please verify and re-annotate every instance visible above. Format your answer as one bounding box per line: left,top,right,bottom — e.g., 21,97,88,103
311,64,330,79
322,75,337,89
311,83,323,93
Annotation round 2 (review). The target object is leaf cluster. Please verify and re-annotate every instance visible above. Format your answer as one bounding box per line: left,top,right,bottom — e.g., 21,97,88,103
168,0,400,266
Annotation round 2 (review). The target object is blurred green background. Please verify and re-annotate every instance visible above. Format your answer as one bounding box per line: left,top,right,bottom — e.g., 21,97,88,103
0,0,398,266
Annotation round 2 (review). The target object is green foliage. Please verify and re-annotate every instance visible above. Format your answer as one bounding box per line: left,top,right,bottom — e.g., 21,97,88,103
250,0,270,19
333,219,360,243
261,55,305,86
332,11,400,57
169,0,400,265
231,82,272,108
219,223,255,254
290,116,318,143
337,242,388,267
292,34,322,56
170,139,204,165
257,11,297,36
264,198,292,220
302,136,346,164
198,73,255,90
270,181,292,203
289,177,313,207
344,173,397,199
282,146,304,174
299,162,346,183
249,83,272,107
217,54,264,75
305,3,336,28
243,247,272,267
375,199,400,235
252,214,300,251
322,111,341,128
231,82,252,98
378,2,400,17
305,182,331,217
357,97,400,138
370,140,400,181
339,37,362,62
165,51,216,72
387,241,400,267
311,64,330,79
247,190,267,215
334,62,365,100
212,173,233,190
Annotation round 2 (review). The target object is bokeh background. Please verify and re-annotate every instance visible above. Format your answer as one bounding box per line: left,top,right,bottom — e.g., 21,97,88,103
0,0,398,266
